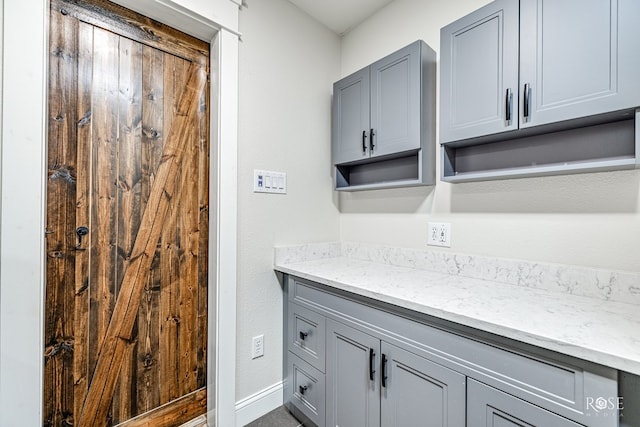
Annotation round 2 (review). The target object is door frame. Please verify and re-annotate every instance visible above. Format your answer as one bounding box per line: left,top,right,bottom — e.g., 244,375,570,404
0,0,239,426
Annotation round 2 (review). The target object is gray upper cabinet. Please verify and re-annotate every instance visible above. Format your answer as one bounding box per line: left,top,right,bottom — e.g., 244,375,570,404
369,42,421,158
332,40,436,190
440,0,519,143
380,342,466,427
333,42,422,164
520,0,640,129
333,68,371,165
441,0,640,142
440,0,640,182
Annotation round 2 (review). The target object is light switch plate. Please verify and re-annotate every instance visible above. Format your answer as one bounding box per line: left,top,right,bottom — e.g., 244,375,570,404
254,169,286,194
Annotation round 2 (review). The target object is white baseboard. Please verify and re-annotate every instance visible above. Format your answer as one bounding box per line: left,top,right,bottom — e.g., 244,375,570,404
234,381,283,427
179,415,208,427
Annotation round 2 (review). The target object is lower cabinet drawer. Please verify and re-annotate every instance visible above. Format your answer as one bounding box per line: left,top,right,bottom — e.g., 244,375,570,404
286,352,326,427
288,303,325,372
467,379,584,427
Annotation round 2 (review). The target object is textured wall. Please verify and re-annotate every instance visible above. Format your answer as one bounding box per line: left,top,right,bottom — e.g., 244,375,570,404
339,0,640,272
236,0,341,400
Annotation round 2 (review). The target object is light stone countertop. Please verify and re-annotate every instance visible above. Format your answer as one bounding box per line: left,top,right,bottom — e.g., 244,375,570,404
274,244,640,376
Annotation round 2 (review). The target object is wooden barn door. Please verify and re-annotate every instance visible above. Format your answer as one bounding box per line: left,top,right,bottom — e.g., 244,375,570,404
44,1,210,426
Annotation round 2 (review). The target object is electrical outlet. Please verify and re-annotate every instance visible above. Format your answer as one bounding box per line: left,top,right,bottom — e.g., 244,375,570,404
252,335,264,359
427,222,451,247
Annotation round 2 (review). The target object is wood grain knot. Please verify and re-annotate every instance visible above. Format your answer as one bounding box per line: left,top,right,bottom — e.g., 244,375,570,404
77,110,91,127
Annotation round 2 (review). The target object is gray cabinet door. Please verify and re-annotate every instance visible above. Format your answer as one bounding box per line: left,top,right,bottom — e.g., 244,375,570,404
519,0,640,128
326,319,380,427
467,379,584,427
380,342,466,427
440,0,519,143
332,67,370,165
369,41,421,157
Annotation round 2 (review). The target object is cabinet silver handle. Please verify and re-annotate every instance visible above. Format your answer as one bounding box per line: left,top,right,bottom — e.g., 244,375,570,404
505,88,513,123
523,83,531,119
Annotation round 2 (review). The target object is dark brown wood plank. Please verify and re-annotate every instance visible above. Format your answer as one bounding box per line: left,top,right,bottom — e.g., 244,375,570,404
113,35,145,424
177,87,200,395
196,72,210,389
136,44,164,415
52,0,208,64
78,61,206,427
114,388,206,427
73,20,94,426
87,25,120,427
88,29,119,412
44,7,79,427
159,54,184,405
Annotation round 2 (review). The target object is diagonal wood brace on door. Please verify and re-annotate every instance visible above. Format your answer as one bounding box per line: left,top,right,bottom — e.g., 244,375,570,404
78,62,206,427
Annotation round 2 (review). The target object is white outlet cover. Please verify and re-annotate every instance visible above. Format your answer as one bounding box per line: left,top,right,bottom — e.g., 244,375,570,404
427,222,451,247
251,334,264,359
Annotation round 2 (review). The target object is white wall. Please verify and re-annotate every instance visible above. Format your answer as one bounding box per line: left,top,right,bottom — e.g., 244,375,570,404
0,0,4,405
236,0,341,402
339,0,640,272
0,1,48,425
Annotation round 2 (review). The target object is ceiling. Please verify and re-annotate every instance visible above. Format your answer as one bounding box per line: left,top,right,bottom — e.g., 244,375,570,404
287,0,396,35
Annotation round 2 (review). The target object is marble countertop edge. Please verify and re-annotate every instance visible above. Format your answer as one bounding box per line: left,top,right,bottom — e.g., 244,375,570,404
274,259,640,376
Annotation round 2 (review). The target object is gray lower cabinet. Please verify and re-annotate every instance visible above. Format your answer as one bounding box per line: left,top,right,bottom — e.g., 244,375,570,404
326,319,380,427
286,352,326,427
380,342,465,427
283,275,619,427
325,319,465,427
467,379,583,427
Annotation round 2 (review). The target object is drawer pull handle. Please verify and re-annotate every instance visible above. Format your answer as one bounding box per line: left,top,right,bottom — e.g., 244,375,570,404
299,331,309,341
369,348,376,381
381,353,388,388
299,385,308,395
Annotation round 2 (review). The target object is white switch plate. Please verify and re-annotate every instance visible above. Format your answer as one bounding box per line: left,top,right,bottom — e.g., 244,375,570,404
427,222,451,247
254,169,286,194
252,334,264,359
